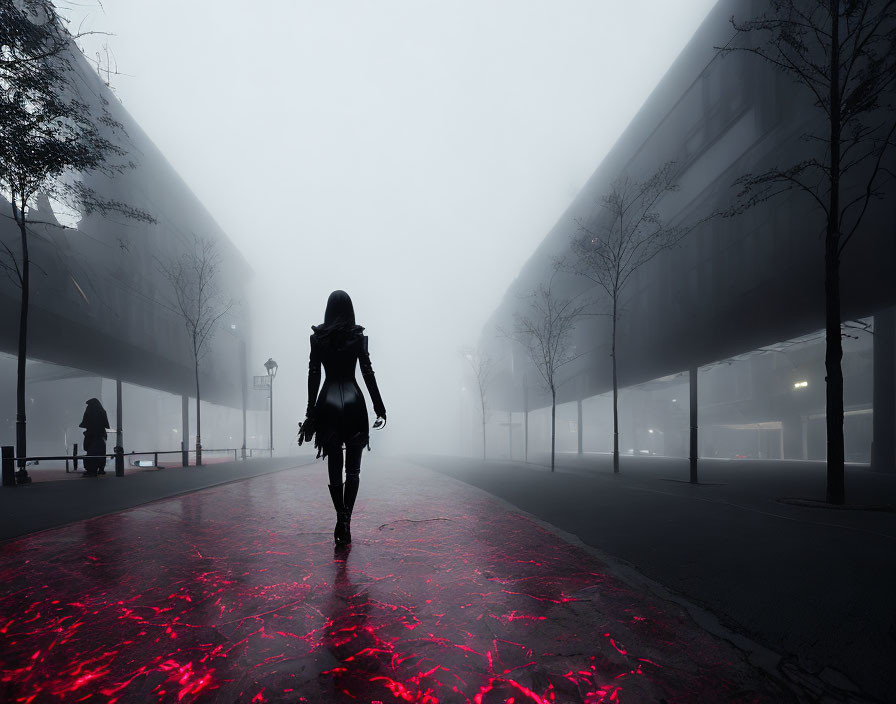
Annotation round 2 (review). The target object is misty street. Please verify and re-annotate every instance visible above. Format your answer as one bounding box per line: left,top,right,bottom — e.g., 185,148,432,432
2,0,895,702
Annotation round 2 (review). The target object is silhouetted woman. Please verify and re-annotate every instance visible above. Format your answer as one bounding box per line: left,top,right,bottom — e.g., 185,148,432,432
80,397,110,477
305,290,386,547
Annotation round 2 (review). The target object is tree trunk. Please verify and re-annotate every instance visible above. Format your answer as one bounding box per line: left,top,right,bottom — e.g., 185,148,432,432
612,297,619,474
825,243,845,502
508,410,513,460
825,225,844,504
524,383,529,463
194,354,202,466
481,403,486,461
577,398,583,455
689,366,699,483
115,378,124,476
14,204,29,478
240,337,248,459
825,5,845,505
551,387,556,472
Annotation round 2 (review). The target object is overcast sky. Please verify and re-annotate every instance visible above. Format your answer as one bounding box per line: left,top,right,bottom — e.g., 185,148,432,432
65,0,717,454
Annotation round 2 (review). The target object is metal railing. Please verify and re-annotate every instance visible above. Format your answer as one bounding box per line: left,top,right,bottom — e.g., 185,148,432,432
1,444,261,487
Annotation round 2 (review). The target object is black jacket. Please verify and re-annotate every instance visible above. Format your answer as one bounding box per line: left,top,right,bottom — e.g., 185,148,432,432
307,330,385,457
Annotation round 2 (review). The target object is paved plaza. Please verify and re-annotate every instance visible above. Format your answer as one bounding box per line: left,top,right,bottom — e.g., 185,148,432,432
0,457,820,703
413,453,896,704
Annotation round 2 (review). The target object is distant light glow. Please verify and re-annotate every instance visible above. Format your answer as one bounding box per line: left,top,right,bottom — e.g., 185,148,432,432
793,381,808,389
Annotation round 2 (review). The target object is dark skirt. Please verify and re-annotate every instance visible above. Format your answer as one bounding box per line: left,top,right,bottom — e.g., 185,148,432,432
313,378,369,459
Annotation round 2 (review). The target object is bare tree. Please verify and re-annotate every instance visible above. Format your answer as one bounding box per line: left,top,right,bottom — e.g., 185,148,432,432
160,235,233,466
461,346,496,460
0,2,97,76
565,161,690,474
1,1,152,480
508,275,587,472
721,0,896,505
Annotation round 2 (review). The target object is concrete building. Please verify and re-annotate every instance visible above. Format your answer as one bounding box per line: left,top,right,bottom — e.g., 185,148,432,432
479,0,895,468
0,47,256,460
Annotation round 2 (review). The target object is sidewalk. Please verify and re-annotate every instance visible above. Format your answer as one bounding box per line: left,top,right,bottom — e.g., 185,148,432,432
0,454,316,541
410,452,896,703
19,454,244,483
0,457,821,703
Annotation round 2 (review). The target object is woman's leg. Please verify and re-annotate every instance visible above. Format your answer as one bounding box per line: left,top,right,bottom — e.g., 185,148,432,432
326,445,344,486
326,444,348,545
342,443,363,543
344,444,362,486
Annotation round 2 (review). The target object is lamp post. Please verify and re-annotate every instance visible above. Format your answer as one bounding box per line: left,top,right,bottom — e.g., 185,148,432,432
264,357,278,456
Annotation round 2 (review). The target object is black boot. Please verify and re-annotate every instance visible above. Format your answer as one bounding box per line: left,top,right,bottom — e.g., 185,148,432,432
343,475,360,545
327,483,348,546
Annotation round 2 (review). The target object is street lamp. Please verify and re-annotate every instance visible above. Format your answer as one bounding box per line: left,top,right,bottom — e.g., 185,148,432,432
264,358,278,456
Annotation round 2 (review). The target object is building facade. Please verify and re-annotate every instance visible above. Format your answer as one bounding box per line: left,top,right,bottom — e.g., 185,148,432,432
0,47,253,457
481,0,895,466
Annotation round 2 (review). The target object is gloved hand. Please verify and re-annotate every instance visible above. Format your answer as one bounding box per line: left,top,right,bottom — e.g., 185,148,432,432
373,414,387,430
298,415,316,445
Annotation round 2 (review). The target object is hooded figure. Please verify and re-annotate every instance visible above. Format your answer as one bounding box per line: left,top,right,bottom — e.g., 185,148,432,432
306,290,386,547
79,398,110,476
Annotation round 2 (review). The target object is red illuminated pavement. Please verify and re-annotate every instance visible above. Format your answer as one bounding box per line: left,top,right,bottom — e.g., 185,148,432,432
0,459,795,703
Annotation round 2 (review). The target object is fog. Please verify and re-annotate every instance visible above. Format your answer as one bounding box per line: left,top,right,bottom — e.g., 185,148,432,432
65,1,717,455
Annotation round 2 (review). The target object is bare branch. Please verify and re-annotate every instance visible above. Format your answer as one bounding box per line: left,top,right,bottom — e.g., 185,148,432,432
568,161,690,318
722,0,896,237
158,234,233,365
507,273,586,396
839,117,896,252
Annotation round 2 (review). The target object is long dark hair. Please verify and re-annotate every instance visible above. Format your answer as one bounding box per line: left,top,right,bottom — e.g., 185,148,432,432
312,290,364,340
